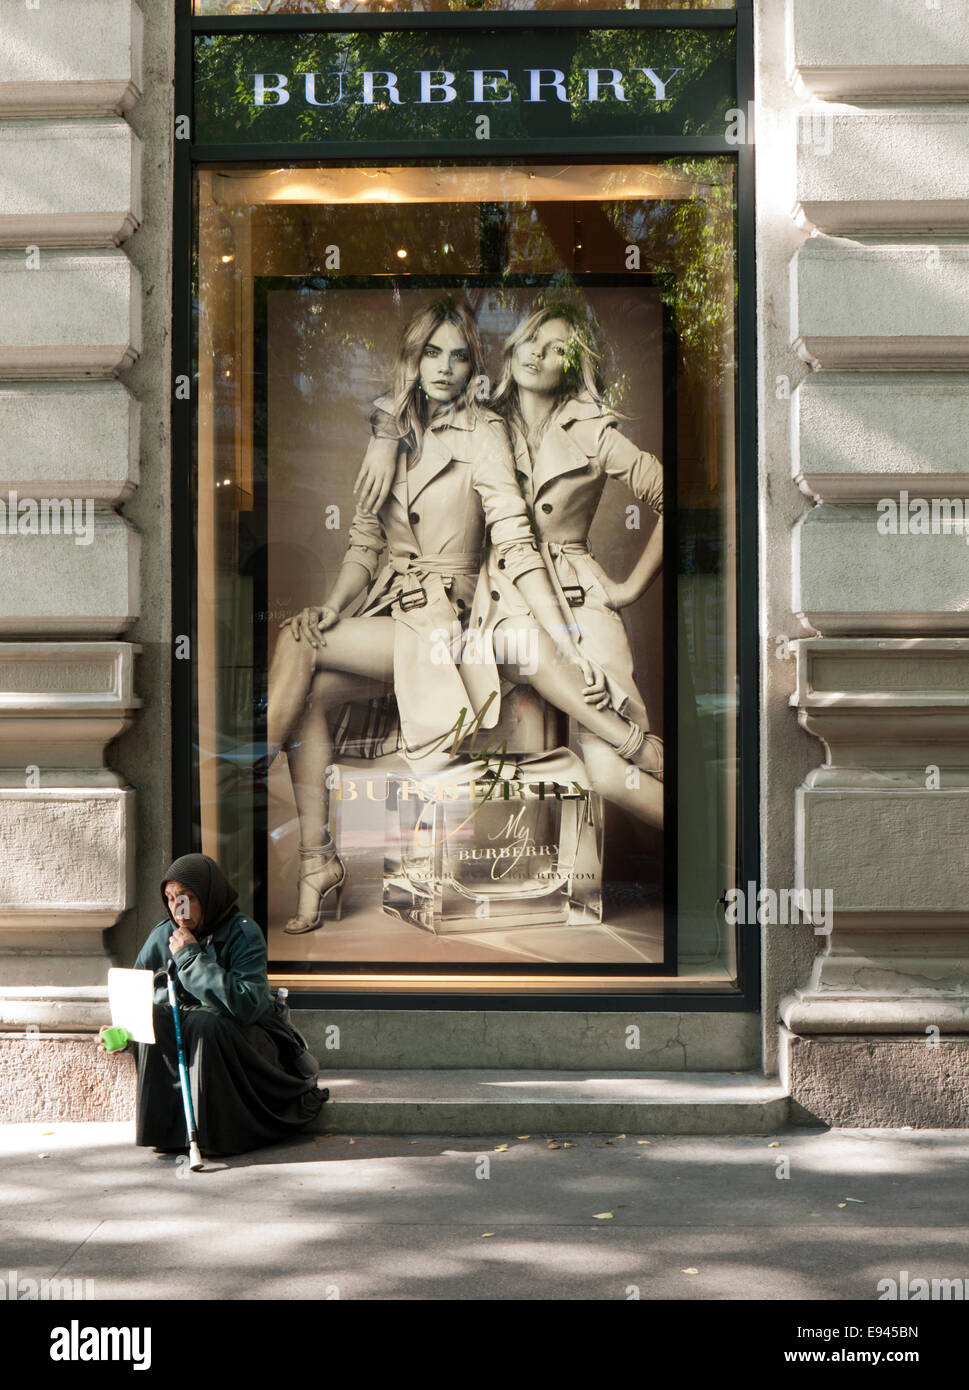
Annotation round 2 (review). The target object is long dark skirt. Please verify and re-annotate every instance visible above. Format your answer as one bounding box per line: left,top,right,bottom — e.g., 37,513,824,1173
135,1003,326,1156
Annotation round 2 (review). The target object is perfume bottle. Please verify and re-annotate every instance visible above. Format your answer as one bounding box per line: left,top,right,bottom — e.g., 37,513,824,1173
383,756,603,933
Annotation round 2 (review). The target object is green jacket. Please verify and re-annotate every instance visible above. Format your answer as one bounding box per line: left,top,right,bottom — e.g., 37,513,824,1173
134,909,272,1025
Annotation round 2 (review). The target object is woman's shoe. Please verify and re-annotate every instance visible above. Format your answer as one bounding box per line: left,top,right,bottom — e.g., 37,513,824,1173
283,842,348,933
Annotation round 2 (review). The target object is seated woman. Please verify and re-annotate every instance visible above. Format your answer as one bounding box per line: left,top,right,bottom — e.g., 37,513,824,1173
477,301,665,829
117,853,326,1157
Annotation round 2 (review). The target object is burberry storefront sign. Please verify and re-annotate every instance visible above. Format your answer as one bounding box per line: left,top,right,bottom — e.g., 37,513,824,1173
251,66,683,108
193,27,735,145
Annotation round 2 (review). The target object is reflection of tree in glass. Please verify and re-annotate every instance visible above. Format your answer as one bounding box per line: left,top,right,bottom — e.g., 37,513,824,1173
603,158,734,389
193,0,730,13
193,29,734,144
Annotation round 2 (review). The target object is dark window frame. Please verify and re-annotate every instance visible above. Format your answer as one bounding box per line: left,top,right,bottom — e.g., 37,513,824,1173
172,0,759,1012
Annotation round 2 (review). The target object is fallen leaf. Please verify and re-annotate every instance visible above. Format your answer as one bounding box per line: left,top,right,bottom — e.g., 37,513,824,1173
636,1140,652,1146
593,1212,614,1220
562,1142,576,1149
767,1141,780,1148
837,1203,847,1209
682,1268,699,1275
615,1133,626,1140
37,1153,49,1159
409,1140,419,1145
844,1197,865,1204
516,1135,530,1140
347,1138,355,1145
41,1130,54,1136
547,1142,561,1150
493,1143,509,1152
481,1233,495,1238
604,1140,613,1146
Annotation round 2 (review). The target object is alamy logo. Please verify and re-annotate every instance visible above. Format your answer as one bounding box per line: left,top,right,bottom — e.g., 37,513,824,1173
723,883,834,935
430,622,538,675
0,1270,94,1301
0,491,94,546
876,491,969,543
878,1271,967,1300
49,1320,151,1371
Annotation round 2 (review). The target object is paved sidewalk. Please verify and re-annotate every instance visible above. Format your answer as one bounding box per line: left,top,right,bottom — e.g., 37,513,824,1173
1,1122,967,1300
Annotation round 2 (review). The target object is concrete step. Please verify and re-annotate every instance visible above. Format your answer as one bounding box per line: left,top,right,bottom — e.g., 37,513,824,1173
313,1070,789,1135
292,1008,760,1072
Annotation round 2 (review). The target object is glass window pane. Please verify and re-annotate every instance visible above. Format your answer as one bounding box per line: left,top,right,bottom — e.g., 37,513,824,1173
195,159,738,983
192,30,737,146
195,2,733,15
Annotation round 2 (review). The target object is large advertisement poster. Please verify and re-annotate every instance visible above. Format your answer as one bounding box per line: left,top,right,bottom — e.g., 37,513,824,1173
257,276,673,971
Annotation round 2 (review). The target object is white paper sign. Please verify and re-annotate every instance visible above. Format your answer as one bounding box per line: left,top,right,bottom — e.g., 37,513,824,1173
107,967,156,1044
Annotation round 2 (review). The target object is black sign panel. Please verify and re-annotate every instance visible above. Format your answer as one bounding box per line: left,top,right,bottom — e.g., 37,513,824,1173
193,28,736,145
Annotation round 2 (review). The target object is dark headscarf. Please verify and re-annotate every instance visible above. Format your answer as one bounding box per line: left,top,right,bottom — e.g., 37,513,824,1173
160,854,238,937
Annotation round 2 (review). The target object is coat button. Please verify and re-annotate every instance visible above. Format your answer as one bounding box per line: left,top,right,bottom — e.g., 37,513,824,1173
491,590,500,601
541,502,553,514
409,511,420,525
497,558,506,569
409,552,418,560
456,597,466,610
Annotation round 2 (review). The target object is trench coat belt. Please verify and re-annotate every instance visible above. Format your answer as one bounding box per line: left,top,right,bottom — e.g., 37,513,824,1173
539,540,592,638
389,551,479,577
363,551,482,617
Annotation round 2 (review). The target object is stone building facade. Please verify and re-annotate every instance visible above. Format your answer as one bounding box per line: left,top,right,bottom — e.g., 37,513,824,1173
1,0,967,1128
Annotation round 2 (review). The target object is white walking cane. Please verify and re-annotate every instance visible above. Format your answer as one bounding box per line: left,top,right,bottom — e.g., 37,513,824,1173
164,961,204,1171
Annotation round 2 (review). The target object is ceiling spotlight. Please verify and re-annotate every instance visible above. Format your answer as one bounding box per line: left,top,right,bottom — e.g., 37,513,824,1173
396,248,408,259
221,254,234,264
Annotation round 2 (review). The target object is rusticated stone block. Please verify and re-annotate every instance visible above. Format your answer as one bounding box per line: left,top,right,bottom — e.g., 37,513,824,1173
791,0,969,99
0,513,139,637
0,1033,135,1122
795,506,969,635
799,787,969,913
786,1032,969,1127
793,374,969,502
796,112,969,234
0,0,143,115
792,241,969,369
0,788,134,929
0,119,142,246
0,249,141,377
0,383,138,501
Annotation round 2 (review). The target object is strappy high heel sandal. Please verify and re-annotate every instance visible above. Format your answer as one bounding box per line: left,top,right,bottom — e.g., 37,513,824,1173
283,840,349,933
614,723,664,782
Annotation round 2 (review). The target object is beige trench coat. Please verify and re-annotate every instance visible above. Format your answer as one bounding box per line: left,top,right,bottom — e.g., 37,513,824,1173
469,394,663,726
343,399,544,755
